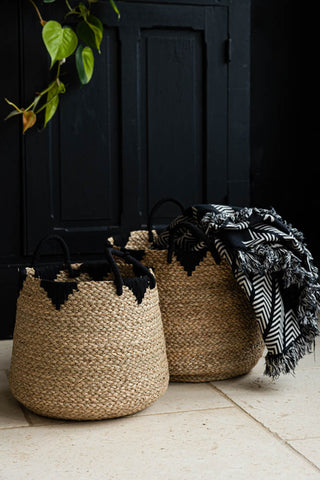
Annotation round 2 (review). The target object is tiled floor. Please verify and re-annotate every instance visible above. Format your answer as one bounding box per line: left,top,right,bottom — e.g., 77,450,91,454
0,340,320,480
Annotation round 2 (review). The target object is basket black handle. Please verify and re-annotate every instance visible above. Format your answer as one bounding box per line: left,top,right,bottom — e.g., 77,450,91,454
147,198,185,243
32,234,74,276
105,246,156,296
167,221,220,265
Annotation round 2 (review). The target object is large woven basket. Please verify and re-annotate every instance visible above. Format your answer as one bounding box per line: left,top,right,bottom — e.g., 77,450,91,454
108,202,264,382
9,236,169,420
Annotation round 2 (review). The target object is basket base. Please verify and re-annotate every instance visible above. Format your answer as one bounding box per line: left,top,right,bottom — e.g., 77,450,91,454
11,380,169,421
170,371,252,383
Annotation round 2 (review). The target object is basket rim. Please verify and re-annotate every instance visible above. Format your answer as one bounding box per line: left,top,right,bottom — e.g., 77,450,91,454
24,265,155,286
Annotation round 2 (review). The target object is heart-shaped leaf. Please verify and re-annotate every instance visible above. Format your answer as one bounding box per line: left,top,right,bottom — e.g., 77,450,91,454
42,21,78,68
76,45,94,85
23,111,37,134
77,15,103,52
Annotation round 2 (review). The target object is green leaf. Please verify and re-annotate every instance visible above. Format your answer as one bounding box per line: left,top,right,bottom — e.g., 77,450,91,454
77,15,103,52
58,82,66,94
42,21,78,68
43,0,57,3
4,110,22,121
109,0,120,20
43,81,65,127
87,16,103,52
77,21,95,50
76,45,94,85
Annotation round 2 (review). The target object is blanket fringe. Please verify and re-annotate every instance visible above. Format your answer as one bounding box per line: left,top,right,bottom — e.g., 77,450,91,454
264,328,319,379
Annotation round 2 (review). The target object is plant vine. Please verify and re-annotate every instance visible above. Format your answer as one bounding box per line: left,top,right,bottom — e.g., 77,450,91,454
5,0,120,134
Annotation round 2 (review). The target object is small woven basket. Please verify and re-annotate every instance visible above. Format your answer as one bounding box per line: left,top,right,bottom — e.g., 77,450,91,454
9,235,169,420
109,200,264,382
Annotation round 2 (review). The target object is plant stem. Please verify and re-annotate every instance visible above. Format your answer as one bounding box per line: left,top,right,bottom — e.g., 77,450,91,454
65,0,73,12
56,62,61,79
28,0,46,26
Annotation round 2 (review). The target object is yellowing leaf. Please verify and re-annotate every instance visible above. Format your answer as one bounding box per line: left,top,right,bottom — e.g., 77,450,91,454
22,111,37,134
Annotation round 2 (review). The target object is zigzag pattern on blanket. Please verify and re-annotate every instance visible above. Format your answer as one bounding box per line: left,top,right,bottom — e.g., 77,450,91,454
154,203,320,378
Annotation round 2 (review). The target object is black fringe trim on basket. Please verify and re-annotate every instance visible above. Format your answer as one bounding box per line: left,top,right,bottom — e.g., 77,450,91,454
110,231,131,248
124,249,146,262
40,279,78,310
174,248,208,276
34,264,64,281
123,276,150,304
79,261,111,281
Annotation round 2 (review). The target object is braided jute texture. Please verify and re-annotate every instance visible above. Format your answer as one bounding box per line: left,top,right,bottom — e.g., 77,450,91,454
109,230,264,382
9,267,169,420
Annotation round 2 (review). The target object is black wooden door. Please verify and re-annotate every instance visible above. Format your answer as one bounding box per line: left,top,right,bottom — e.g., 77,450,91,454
0,0,250,338
24,2,228,255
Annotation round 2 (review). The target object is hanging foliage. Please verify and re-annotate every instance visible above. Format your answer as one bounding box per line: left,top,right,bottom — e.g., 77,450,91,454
4,0,120,134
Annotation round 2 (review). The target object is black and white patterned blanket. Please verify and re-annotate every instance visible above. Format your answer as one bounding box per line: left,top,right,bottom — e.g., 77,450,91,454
154,204,320,378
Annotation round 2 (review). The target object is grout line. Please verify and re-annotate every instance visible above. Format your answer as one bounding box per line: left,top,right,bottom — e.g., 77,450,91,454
0,406,236,431
288,435,320,441
137,405,235,418
208,382,320,473
0,420,67,431
284,443,320,472
0,424,35,431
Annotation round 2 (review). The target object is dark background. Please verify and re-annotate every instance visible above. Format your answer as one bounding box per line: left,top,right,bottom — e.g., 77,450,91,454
251,0,318,261
0,0,317,339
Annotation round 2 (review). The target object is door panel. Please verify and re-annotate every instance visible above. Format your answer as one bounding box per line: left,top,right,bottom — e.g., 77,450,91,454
59,31,120,224
116,4,228,225
143,29,204,210
25,26,121,254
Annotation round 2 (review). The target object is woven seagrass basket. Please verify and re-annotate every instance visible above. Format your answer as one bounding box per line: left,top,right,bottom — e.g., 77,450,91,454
9,236,169,420
108,201,264,382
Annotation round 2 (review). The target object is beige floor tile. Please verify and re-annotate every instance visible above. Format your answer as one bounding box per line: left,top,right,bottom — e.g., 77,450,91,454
136,382,232,417
212,367,320,441
1,408,319,480
0,340,13,370
289,437,320,469
295,338,320,370
0,371,29,429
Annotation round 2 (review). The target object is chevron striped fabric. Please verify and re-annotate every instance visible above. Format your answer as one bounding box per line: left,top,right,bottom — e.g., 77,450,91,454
154,204,320,378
